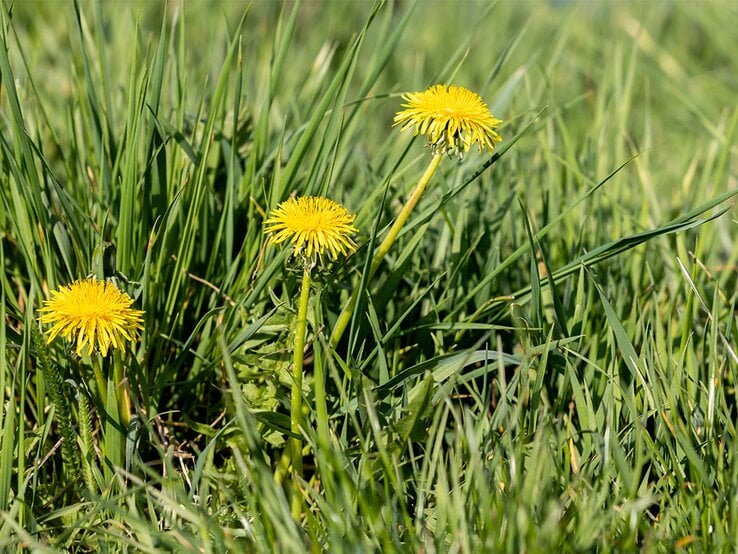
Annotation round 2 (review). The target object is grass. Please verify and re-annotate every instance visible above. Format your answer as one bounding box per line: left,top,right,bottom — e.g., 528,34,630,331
1,0,738,551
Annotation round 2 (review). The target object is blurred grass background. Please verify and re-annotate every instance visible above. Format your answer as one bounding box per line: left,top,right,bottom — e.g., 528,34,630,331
1,0,737,551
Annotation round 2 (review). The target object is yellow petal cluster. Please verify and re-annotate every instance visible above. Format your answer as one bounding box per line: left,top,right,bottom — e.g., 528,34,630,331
38,278,144,357
393,84,502,157
264,196,358,260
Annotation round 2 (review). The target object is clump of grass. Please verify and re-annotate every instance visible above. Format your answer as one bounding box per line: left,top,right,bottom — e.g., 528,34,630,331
1,1,737,551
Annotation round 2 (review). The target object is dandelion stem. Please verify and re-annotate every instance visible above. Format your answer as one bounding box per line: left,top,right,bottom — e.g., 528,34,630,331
330,152,444,347
291,263,312,521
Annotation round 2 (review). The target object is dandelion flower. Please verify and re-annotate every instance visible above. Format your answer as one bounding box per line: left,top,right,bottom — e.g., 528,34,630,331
264,195,358,516
331,85,502,346
38,278,144,357
393,84,502,157
264,196,358,260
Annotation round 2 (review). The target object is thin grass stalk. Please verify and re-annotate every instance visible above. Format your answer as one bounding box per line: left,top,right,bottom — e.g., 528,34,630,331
91,355,106,408
31,326,80,484
312,380,330,458
77,391,98,494
113,352,131,428
312,291,330,450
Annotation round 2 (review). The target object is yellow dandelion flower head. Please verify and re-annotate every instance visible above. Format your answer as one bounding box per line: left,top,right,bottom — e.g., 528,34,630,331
393,84,503,158
264,196,358,260
38,278,144,357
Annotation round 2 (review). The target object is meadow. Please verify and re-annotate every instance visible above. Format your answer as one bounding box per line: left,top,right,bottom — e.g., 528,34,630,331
1,0,738,551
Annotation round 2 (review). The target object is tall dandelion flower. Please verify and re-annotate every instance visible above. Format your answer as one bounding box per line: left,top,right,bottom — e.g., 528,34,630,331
264,195,358,261
393,84,502,158
39,278,144,357
264,195,357,521
331,84,503,347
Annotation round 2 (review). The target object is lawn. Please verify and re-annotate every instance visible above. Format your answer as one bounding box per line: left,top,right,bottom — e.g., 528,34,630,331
1,0,737,551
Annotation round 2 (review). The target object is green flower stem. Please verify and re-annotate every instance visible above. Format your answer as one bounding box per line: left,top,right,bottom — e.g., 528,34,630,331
330,152,443,347
291,263,312,521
